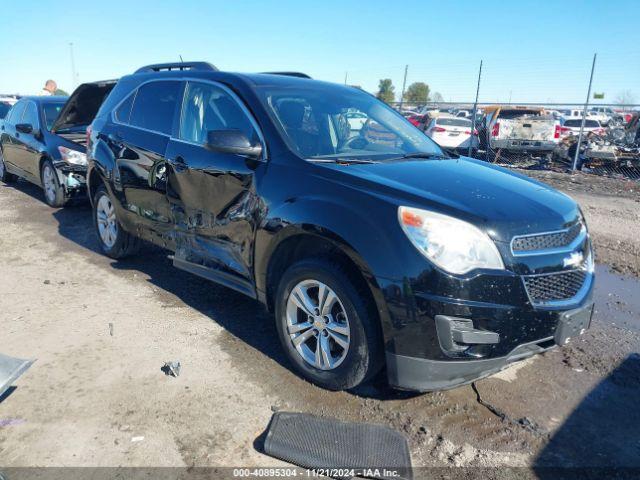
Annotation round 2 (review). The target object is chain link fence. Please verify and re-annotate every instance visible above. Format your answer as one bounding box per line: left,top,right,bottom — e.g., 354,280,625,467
391,101,640,180
344,52,640,181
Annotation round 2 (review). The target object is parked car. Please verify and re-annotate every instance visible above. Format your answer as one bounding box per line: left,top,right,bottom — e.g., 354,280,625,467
589,106,623,126
481,106,561,160
0,80,114,206
558,118,605,138
425,116,478,152
0,101,11,120
79,62,593,392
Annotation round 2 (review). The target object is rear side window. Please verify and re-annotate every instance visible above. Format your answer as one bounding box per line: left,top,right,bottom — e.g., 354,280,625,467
7,101,26,125
21,102,39,128
129,81,180,135
115,93,135,123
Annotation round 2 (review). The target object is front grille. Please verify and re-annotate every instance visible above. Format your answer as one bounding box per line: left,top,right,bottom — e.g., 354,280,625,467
512,222,583,253
523,269,588,305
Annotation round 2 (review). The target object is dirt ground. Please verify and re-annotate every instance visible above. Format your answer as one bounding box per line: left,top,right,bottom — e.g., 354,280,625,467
1,170,639,478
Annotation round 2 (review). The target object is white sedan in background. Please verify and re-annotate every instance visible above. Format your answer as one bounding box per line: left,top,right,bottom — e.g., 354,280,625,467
559,118,605,138
425,116,478,152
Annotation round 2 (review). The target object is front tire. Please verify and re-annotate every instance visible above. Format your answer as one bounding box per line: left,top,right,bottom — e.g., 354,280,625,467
275,258,383,391
41,159,65,207
0,149,18,183
93,184,140,259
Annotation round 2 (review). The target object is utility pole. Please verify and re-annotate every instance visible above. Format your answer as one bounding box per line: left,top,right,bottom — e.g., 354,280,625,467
573,53,597,171
398,64,408,111
69,42,78,89
468,60,483,157
344,71,348,85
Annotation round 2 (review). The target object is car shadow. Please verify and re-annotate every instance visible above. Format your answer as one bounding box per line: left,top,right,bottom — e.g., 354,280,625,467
534,353,640,474
40,195,411,400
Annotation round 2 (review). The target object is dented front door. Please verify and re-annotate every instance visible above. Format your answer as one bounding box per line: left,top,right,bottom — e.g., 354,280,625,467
164,81,265,286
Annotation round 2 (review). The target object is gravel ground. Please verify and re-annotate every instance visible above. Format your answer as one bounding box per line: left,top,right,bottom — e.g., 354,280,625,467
0,171,639,478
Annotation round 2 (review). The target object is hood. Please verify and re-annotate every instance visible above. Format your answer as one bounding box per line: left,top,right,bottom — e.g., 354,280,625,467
317,157,578,242
51,80,117,133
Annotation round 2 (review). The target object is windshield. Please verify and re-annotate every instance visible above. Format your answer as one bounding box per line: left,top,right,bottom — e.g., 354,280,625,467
42,102,65,131
256,83,444,161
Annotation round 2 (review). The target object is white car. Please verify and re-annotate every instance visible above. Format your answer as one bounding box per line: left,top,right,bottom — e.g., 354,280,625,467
425,116,478,151
345,111,368,131
559,118,605,138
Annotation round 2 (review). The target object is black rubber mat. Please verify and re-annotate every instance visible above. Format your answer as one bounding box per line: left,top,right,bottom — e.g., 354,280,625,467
263,412,412,480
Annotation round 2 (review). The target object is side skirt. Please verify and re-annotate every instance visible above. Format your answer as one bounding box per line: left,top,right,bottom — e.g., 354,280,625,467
173,257,257,300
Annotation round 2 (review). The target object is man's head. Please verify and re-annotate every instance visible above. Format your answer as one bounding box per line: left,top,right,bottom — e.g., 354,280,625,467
44,80,57,93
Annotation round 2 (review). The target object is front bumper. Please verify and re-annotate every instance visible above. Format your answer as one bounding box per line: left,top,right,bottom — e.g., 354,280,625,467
380,267,594,391
53,162,87,199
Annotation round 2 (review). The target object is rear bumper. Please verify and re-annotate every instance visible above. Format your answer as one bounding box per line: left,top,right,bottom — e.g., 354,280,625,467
490,139,557,152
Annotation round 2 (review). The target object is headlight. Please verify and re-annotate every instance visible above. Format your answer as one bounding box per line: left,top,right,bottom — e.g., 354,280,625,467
58,146,87,165
398,206,504,275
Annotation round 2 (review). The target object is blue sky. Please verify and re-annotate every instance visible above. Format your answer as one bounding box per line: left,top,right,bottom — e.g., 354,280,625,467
2,0,639,104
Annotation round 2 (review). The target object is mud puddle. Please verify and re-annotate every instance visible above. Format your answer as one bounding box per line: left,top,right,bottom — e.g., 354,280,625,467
593,264,640,332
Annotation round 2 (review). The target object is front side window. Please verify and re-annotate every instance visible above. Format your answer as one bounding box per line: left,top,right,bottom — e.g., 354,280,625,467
0,103,11,119
129,81,180,135
179,82,258,145
256,83,443,160
42,102,65,130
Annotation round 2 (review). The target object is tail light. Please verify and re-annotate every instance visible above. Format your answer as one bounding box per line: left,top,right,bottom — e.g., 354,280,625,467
559,127,571,134
473,129,478,136
554,124,561,139
491,122,500,137
432,126,446,133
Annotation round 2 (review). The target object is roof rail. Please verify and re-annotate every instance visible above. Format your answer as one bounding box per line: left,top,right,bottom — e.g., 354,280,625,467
134,62,219,74
261,71,312,79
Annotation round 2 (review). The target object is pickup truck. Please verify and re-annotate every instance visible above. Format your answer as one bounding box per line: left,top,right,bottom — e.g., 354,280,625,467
481,106,560,161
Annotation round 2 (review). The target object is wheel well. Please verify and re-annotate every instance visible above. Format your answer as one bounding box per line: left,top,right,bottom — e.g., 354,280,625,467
265,234,378,317
88,169,104,203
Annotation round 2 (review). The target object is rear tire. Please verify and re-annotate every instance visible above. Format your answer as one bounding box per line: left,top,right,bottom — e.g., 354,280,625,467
0,149,18,183
274,257,383,391
41,159,65,207
93,184,140,259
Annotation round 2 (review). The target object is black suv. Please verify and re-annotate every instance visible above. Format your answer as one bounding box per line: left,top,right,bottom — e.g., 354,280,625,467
84,62,594,392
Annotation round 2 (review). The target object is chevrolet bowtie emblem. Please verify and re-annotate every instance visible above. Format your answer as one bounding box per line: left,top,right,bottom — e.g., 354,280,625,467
563,251,584,269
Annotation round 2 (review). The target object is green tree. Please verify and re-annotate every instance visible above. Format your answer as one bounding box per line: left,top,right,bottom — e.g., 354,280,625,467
376,78,395,104
404,82,430,103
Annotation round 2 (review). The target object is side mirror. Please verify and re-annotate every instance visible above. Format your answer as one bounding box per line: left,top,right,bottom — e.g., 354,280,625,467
205,130,263,159
16,123,33,134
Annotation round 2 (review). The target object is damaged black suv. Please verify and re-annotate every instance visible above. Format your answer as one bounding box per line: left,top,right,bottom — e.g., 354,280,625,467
84,62,594,391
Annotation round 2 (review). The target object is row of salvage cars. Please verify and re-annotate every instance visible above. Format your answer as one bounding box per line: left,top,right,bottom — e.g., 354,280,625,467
400,105,640,177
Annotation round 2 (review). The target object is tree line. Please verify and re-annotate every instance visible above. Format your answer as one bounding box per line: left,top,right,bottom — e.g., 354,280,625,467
376,79,443,105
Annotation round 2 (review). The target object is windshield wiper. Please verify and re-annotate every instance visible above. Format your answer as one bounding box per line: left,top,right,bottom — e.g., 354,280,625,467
395,152,452,160
308,157,379,164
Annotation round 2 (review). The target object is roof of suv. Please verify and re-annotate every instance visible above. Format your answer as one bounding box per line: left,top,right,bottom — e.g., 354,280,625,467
126,62,315,89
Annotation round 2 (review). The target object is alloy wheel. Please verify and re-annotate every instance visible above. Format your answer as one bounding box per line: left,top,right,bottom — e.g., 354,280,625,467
42,164,57,204
285,279,351,370
96,195,118,249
